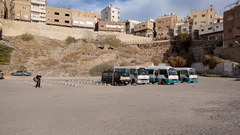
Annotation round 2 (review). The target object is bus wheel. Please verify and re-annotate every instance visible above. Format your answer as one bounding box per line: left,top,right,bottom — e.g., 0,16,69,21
183,78,188,83
161,80,167,85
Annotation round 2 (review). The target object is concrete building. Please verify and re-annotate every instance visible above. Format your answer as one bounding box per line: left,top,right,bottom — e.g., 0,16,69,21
199,22,223,40
134,20,154,38
155,14,181,40
46,6,72,27
7,0,46,22
72,10,100,29
224,1,240,48
9,0,31,21
101,5,120,22
95,20,125,32
124,20,141,34
174,22,190,37
30,0,46,23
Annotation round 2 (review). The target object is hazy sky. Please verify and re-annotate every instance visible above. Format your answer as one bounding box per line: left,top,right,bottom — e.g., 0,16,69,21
48,0,236,21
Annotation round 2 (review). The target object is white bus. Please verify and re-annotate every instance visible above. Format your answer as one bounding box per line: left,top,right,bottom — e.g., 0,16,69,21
112,66,149,84
145,66,179,85
174,68,198,83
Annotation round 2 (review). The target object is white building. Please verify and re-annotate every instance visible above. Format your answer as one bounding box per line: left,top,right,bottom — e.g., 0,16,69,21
101,4,120,22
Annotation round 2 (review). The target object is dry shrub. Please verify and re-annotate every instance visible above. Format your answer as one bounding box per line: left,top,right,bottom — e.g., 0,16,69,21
95,36,123,48
202,55,222,70
20,33,34,41
65,36,77,45
179,52,195,67
89,63,113,76
17,65,27,71
151,56,163,66
168,56,187,67
0,43,14,65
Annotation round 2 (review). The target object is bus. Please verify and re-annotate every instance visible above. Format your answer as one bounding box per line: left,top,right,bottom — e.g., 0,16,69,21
145,66,179,85
102,70,131,85
112,66,149,84
174,68,198,83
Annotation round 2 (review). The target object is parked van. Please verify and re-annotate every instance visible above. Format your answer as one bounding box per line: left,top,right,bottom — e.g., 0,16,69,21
145,66,179,85
175,68,198,83
102,70,131,85
113,66,149,84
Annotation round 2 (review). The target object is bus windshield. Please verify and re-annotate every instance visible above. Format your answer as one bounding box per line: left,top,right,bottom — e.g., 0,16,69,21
138,68,148,75
189,69,197,75
118,72,130,77
168,69,178,75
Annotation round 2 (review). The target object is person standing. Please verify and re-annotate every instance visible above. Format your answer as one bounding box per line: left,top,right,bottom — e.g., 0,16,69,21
33,75,42,88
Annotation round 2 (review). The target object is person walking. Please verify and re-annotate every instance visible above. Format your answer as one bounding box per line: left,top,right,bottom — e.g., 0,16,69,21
33,75,42,88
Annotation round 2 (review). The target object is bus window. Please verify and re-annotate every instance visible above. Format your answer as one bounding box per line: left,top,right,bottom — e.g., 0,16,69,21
147,70,154,75
138,68,148,75
180,70,188,75
189,69,197,75
168,68,178,75
160,70,167,75
130,69,136,75
102,72,108,77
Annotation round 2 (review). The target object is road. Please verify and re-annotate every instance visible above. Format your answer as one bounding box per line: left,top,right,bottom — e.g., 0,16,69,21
0,77,240,135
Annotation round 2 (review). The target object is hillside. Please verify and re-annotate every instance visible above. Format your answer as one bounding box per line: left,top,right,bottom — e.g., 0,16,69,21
0,35,152,77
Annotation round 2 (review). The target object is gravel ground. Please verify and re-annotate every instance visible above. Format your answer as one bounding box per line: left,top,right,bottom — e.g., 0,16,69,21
0,77,240,135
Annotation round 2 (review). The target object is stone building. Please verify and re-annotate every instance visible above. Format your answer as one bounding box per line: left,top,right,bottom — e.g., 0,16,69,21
224,1,240,48
95,20,125,32
155,14,181,40
124,19,140,34
134,20,154,38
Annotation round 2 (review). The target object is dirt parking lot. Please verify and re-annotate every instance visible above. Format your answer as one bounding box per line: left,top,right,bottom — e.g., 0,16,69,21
0,77,240,135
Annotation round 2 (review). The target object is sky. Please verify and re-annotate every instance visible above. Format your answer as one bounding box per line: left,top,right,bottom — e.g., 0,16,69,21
48,0,236,21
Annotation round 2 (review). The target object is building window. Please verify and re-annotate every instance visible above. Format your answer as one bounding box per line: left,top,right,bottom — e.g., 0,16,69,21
54,19,59,22
195,22,197,25
236,13,240,17
101,25,104,27
236,26,240,30
112,16,114,18
228,29,233,33
210,15,213,19
65,20,70,23
112,11,114,13
227,15,233,21
208,27,212,30
65,13,70,16
201,29,204,32
193,15,197,18
216,26,219,28
202,14,206,17
54,12,59,15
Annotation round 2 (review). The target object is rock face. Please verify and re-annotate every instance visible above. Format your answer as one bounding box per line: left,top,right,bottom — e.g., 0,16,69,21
0,35,172,77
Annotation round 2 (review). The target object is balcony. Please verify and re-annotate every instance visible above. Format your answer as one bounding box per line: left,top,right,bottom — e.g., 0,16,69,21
31,0,46,5
31,15,46,22
31,6,46,13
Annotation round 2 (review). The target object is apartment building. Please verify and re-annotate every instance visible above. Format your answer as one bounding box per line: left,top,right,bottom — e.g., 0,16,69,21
95,20,125,32
46,6,72,27
190,8,216,31
72,10,100,29
134,20,154,38
125,20,141,34
7,0,46,22
9,0,31,21
224,1,240,48
174,22,190,37
155,14,181,39
30,0,46,23
199,22,223,40
101,4,120,22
